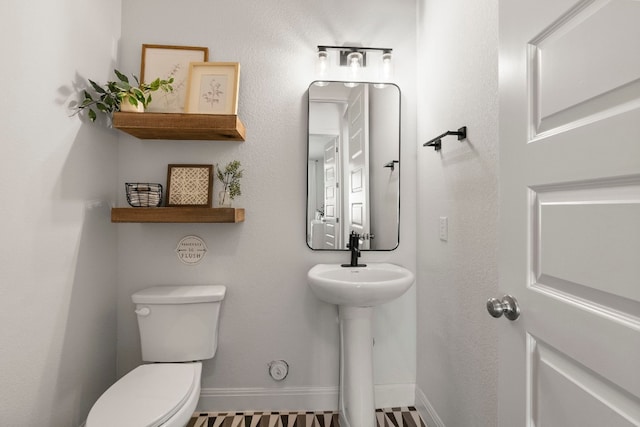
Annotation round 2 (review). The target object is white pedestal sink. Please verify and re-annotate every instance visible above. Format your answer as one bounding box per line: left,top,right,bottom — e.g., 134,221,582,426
307,263,414,427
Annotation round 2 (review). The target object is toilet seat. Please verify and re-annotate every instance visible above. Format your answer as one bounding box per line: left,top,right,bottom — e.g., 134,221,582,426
86,362,201,427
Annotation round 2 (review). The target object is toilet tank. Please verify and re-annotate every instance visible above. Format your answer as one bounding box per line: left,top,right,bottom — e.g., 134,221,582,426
131,285,226,362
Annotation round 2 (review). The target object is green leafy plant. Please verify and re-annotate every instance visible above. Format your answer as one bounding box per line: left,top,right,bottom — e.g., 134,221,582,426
75,69,174,121
216,160,243,205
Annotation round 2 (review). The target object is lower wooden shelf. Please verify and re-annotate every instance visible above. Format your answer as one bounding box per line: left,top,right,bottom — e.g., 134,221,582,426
111,207,245,223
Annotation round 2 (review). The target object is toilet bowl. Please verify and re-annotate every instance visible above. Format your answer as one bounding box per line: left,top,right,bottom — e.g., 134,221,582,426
86,363,201,427
86,285,225,427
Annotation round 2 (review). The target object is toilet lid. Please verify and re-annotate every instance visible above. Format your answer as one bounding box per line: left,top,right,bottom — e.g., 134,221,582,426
87,363,200,427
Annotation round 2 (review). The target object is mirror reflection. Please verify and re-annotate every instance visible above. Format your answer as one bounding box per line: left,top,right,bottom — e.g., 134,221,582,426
307,81,400,250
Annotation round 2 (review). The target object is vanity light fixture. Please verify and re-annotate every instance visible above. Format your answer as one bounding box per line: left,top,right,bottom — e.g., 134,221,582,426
316,45,393,83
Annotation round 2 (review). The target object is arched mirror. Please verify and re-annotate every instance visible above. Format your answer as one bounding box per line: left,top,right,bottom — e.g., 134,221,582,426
307,81,400,250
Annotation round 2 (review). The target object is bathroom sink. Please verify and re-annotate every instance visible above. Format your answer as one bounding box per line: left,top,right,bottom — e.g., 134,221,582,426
307,263,414,307
308,262,415,426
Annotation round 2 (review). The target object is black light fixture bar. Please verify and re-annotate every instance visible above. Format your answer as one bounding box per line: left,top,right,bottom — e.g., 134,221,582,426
318,45,393,67
317,45,393,53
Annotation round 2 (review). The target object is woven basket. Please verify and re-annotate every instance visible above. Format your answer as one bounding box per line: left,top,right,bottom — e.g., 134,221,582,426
125,183,163,207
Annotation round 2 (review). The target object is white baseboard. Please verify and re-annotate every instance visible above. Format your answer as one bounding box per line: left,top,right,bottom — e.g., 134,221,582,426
197,383,416,413
415,387,445,427
374,383,416,408
198,386,339,412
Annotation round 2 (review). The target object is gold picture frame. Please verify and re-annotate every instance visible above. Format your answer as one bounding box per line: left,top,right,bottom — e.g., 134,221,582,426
166,164,213,207
140,44,209,113
185,62,240,114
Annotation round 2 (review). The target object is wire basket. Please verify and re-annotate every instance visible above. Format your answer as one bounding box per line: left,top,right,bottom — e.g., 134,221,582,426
125,183,163,207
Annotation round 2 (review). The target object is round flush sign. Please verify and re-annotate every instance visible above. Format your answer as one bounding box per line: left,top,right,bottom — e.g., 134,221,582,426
176,235,207,265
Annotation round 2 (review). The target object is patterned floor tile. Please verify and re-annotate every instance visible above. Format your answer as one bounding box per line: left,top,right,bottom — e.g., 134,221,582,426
189,407,425,427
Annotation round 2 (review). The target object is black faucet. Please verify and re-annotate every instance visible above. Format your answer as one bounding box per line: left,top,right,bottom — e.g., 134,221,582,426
342,231,367,267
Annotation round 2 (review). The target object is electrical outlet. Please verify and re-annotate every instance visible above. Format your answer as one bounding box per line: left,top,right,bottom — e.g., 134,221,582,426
439,217,448,241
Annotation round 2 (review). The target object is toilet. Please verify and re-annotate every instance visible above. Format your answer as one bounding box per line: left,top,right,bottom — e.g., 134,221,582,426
86,285,226,427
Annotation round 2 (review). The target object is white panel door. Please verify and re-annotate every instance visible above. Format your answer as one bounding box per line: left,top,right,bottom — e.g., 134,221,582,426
346,84,371,248
323,137,340,249
499,0,640,425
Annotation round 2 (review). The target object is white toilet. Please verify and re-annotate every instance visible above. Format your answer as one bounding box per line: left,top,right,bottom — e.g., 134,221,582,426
86,285,226,427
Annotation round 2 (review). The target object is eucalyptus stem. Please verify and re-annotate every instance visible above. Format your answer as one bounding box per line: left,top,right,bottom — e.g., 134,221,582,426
74,69,173,122
216,161,243,201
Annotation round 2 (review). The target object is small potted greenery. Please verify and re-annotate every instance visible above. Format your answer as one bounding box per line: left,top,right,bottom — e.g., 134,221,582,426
216,160,243,207
75,69,173,122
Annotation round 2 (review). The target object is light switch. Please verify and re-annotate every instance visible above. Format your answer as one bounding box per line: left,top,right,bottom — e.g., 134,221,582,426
439,217,448,241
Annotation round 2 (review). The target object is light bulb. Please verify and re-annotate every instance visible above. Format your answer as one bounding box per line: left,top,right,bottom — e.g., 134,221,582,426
347,52,363,69
318,49,328,71
346,51,363,81
381,50,393,81
316,48,330,85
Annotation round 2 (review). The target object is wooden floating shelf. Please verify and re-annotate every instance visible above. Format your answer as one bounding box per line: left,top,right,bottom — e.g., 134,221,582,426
113,112,246,141
111,207,245,223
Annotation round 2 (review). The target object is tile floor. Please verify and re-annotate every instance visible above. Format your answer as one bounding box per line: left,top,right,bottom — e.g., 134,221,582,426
187,407,426,427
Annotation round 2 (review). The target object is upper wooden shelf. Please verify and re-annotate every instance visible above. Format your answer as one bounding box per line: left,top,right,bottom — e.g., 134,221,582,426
112,112,246,141
111,207,245,223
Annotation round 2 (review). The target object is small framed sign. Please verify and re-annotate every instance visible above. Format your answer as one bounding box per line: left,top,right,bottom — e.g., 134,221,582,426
166,164,213,207
176,235,207,265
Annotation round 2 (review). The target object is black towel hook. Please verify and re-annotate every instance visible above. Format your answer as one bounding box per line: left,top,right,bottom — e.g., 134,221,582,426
383,160,399,171
423,126,467,151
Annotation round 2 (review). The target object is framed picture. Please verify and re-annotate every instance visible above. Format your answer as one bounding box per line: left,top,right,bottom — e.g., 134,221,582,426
185,62,240,114
140,44,209,113
166,164,213,207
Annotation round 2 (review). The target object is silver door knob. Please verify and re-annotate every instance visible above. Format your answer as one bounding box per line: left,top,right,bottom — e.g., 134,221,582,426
486,295,520,321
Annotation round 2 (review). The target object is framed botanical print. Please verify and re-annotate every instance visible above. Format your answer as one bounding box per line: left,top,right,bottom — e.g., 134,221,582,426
185,62,240,114
140,44,209,113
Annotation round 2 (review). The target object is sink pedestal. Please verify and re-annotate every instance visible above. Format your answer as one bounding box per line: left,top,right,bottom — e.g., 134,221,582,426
339,306,376,427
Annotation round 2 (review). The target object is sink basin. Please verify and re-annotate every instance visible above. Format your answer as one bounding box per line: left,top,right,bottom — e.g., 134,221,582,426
307,263,414,307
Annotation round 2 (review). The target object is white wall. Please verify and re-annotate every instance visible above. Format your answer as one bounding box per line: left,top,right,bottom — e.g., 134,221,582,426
415,0,500,426
0,1,120,426
117,0,417,410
